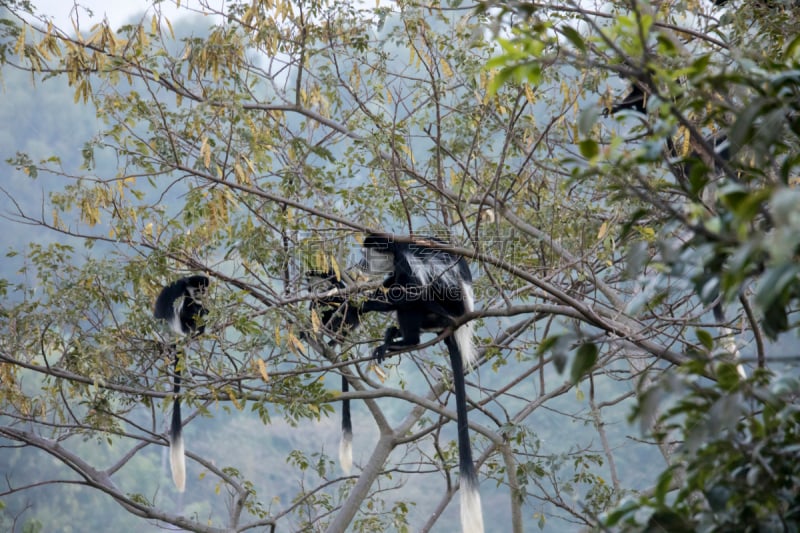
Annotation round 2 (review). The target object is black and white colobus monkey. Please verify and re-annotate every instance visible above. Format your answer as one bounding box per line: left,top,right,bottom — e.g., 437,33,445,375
358,233,483,533
153,275,210,492
306,270,363,474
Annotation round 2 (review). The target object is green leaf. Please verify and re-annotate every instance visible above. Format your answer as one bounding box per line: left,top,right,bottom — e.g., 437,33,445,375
487,67,514,96
578,106,599,137
728,98,769,155
719,184,773,223
602,498,639,526
570,343,597,384
539,334,574,374
695,328,714,352
716,362,742,391
578,139,599,160
654,467,674,505
688,53,711,78
560,25,586,52
537,334,561,357
646,509,693,531
755,263,800,310
786,34,800,60
761,300,789,339
639,13,653,36
656,33,677,54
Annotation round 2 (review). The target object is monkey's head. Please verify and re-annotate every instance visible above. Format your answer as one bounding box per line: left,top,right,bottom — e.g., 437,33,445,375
360,233,395,275
184,275,210,300
153,274,210,337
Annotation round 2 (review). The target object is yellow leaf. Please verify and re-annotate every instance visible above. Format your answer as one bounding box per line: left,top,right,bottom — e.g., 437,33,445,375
227,388,242,410
398,143,415,164
257,359,269,382
311,308,321,334
439,57,453,78
288,332,306,355
243,156,257,176
680,126,690,156
14,24,26,56
597,220,609,240
524,84,536,104
639,226,656,241
200,137,211,168
372,364,387,382
234,161,249,185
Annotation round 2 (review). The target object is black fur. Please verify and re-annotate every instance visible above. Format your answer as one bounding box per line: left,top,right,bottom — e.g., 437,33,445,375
603,83,646,117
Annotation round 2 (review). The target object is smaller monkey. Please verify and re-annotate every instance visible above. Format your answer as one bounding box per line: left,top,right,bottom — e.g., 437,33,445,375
154,275,209,492
307,269,365,474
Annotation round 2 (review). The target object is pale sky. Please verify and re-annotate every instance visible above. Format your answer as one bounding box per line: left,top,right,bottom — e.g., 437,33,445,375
31,0,213,31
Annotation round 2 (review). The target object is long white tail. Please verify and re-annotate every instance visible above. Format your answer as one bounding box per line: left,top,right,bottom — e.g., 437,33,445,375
169,351,186,492
339,429,353,474
445,289,484,533
461,472,484,533
340,375,354,474
714,304,746,378
170,433,186,492
455,281,477,370
455,321,476,369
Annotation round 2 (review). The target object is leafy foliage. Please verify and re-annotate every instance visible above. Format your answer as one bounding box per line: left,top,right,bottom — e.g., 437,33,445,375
485,0,800,530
